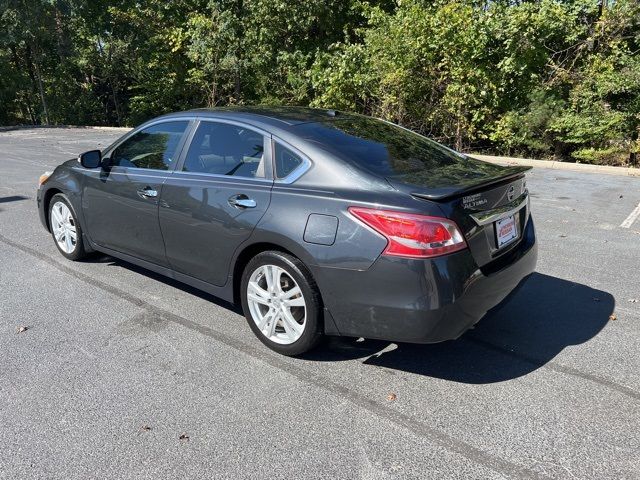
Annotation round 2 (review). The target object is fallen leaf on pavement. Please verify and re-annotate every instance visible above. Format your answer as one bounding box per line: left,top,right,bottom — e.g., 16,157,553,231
609,314,617,321
179,433,189,441
386,393,397,402
16,326,29,334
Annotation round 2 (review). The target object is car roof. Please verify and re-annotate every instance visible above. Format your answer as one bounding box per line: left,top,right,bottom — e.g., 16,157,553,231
147,106,383,189
163,106,357,130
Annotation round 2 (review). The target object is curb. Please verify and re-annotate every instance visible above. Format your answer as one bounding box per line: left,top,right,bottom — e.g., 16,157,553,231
470,154,640,177
0,125,131,133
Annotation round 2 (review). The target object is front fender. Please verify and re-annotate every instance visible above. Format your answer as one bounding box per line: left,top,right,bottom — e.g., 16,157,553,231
37,164,84,231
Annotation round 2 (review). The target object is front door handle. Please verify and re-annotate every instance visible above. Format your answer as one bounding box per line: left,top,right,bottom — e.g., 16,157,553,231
137,187,158,199
228,194,257,209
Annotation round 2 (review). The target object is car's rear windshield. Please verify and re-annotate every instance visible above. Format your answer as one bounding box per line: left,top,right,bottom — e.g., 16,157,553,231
293,116,466,177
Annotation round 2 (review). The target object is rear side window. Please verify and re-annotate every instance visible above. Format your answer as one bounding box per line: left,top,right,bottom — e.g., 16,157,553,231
182,122,265,178
110,121,188,170
274,143,303,179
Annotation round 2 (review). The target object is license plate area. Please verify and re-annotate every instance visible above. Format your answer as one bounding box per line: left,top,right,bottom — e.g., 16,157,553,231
495,214,519,249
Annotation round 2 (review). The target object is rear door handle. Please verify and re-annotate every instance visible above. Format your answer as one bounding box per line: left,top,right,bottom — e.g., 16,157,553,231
137,187,158,199
228,194,257,209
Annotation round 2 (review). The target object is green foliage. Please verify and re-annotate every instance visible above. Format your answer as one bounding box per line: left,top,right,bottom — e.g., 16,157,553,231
490,88,567,157
0,0,638,165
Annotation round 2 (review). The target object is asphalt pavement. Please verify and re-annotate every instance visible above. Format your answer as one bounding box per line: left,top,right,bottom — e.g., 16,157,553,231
1,128,639,479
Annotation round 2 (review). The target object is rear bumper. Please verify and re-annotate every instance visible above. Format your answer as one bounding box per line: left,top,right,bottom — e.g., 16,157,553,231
314,216,537,343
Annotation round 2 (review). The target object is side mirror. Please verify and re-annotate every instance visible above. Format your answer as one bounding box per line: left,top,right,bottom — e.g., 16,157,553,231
78,150,102,169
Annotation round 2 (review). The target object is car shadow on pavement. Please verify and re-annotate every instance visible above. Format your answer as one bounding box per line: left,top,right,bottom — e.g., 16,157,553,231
88,254,243,313
87,252,613,383
0,195,29,204
304,272,614,384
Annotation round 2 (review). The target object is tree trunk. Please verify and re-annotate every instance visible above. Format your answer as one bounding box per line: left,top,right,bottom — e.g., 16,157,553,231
24,97,36,124
455,104,463,152
29,42,50,125
111,82,122,126
33,59,50,125
9,46,34,125
630,128,638,167
23,45,47,125
103,41,122,125
234,66,241,100
234,0,243,100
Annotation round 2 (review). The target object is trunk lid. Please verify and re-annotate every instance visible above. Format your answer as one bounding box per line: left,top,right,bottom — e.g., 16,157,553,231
385,156,530,202
388,161,532,268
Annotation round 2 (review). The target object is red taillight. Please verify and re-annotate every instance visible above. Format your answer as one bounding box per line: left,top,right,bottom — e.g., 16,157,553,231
348,207,467,258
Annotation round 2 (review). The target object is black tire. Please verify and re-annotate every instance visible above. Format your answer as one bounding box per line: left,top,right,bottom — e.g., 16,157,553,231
48,193,88,261
240,250,323,356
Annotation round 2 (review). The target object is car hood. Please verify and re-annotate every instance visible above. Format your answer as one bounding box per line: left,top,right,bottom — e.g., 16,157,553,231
61,158,78,168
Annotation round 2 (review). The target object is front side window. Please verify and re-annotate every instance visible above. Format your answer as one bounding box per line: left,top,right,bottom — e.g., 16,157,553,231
274,143,304,179
110,121,188,170
182,122,265,178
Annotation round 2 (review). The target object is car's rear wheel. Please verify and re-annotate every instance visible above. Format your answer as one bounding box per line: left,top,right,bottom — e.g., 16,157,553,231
241,251,322,355
49,193,88,261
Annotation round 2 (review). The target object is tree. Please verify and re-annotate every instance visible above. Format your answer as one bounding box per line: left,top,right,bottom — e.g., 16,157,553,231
0,0,638,165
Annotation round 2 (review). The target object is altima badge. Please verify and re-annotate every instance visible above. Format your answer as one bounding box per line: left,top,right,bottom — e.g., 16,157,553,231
462,192,488,209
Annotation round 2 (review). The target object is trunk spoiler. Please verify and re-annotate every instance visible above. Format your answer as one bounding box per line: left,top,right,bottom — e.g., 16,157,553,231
407,166,531,202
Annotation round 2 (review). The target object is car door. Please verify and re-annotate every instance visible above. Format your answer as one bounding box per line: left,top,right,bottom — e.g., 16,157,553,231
82,119,191,266
159,119,273,286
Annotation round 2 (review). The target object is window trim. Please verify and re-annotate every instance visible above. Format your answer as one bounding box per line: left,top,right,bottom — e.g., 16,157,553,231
271,137,312,184
102,117,196,173
173,118,274,182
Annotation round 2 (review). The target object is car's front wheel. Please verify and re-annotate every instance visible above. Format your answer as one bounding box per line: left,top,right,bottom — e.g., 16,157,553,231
49,193,88,261
241,251,322,355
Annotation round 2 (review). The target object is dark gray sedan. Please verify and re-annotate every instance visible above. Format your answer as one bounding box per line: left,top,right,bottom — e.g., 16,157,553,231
36,107,537,355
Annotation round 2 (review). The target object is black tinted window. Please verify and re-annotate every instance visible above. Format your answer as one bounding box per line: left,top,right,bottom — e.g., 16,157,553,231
295,117,485,177
183,122,265,178
274,143,303,179
110,121,188,170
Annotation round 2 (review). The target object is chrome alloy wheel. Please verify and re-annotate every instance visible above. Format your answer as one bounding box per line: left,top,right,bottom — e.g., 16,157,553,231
50,201,77,254
246,264,307,344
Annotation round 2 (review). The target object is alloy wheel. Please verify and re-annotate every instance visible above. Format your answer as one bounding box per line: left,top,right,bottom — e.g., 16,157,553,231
246,264,307,344
51,201,77,254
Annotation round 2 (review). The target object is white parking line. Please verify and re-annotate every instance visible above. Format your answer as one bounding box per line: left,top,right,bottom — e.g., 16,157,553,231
620,202,640,228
